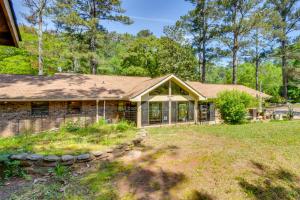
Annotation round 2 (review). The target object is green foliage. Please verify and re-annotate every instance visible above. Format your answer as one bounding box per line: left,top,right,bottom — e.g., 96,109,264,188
115,120,134,132
49,163,70,178
61,121,82,133
216,90,256,124
0,157,26,180
121,36,197,79
97,118,107,126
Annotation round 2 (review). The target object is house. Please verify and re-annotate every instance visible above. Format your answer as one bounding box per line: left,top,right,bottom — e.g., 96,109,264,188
0,0,21,47
0,73,270,136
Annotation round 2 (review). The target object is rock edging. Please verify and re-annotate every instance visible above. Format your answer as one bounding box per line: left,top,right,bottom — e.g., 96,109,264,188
6,128,147,172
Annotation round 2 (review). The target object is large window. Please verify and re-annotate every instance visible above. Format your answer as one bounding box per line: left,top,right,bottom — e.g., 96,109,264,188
149,82,169,96
149,102,162,124
177,102,188,122
67,101,82,114
171,82,189,95
31,102,49,116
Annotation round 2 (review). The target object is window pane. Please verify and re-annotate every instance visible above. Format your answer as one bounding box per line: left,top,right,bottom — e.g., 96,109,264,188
149,102,162,124
171,82,189,95
149,82,169,95
31,102,49,116
67,101,82,114
177,102,188,122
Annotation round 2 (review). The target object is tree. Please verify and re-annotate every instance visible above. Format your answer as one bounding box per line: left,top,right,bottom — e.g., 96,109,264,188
266,0,300,99
243,9,274,90
121,36,198,79
54,0,132,74
137,29,153,38
169,0,220,82
217,0,260,84
163,22,187,45
23,0,52,75
158,37,198,80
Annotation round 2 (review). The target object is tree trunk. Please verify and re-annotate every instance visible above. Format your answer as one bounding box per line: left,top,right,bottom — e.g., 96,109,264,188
200,0,206,83
232,33,238,84
90,0,97,75
281,39,288,99
198,53,202,81
255,29,259,91
255,58,259,91
202,45,206,83
90,34,97,74
38,11,43,76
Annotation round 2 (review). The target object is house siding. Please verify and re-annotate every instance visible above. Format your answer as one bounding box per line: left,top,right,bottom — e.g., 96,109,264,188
0,101,121,137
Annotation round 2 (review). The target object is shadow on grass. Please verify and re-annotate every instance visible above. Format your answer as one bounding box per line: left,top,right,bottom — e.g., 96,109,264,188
76,144,187,200
238,161,300,200
184,190,216,200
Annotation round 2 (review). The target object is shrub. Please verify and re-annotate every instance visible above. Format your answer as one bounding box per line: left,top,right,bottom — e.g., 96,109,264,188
61,120,82,132
216,90,256,124
97,118,107,126
0,155,26,180
115,120,134,132
49,163,70,178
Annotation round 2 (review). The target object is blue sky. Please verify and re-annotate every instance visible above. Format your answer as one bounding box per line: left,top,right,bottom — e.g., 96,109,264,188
13,0,193,37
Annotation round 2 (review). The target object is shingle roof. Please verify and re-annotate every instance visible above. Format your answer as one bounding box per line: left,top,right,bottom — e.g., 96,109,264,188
0,73,270,101
187,81,270,98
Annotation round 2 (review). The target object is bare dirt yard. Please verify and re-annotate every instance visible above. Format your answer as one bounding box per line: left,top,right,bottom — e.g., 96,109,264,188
1,120,300,200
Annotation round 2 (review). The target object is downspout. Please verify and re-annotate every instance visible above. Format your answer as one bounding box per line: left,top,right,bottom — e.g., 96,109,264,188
96,99,99,122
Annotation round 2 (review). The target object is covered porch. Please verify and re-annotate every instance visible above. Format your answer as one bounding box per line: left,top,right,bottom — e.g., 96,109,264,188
130,75,212,128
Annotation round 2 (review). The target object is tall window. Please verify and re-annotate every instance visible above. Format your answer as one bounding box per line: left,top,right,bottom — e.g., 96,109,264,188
177,102,188,122
67,101,82,114
149,102,162,124
31,102,49,116
149,82,169,95
171,82,189,95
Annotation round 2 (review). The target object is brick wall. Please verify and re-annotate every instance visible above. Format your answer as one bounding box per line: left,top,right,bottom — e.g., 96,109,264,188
0,100,134,137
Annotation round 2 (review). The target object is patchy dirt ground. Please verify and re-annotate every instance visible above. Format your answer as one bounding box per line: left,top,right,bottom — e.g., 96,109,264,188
1,121,300,200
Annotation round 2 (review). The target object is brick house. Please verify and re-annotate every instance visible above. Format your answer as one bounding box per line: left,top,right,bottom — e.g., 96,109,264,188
0,73,270,136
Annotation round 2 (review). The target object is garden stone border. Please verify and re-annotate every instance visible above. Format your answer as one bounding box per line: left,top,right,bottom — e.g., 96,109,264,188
5,128,147,173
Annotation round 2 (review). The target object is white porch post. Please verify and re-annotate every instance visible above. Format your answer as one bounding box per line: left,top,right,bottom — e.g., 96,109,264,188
168,80,172,125
194,100,198,124
103,100,106,120
137,101,142,128
96,99,99,122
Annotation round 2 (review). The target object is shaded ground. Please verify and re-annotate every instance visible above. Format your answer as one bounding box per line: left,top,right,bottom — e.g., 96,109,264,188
1,121,300,200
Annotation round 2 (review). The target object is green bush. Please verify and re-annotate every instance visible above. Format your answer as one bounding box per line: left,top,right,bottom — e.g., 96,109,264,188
115,120,134,132
0,155,26,180
97,118,107,126
216,90,256,124
61,120,82,132
49,163,70,178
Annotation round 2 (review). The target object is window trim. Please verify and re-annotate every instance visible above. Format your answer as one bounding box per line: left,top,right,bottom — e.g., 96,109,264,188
67,101,82,115
31,101,49,117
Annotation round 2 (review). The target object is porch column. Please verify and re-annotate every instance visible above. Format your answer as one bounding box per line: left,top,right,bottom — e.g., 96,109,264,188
194,100,198,124
137,101,142,128
96,99,99,122
103,100,106,120
168,80,172,125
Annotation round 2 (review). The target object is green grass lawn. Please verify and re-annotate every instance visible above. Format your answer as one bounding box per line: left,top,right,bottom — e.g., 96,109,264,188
3,121,300,200
0,121,137,155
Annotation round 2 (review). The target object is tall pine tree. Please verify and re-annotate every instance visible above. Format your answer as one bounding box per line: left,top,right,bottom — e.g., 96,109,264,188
217,0,260,84
53,0,132,74
265,0,300,99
